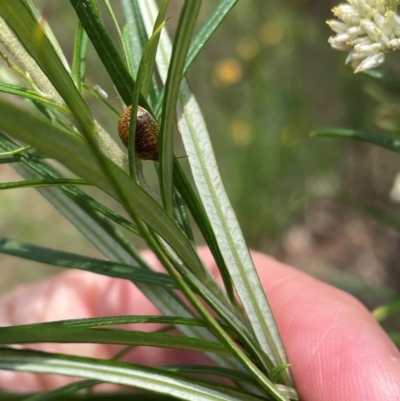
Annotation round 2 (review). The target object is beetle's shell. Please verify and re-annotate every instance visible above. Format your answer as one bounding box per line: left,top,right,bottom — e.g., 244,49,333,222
117,105,159,161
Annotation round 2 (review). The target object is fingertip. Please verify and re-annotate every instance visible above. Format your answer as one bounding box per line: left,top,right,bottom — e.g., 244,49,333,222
249,251,400,401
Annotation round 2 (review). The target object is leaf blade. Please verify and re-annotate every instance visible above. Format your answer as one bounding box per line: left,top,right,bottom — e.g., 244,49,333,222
0,237,176,289
141,1,292,385
0,0,94,132
0,327,229,355
0,348,263,401
311,128,400,153
159,0,202,214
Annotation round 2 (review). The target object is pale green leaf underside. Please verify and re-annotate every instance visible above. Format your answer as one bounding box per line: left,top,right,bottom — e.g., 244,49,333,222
0,348,263,401
139,0,291,386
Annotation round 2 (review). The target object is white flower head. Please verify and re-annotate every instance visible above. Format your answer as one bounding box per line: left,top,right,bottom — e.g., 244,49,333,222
327,0,400,73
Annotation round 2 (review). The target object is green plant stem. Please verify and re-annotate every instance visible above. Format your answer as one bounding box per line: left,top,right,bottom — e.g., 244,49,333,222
159,0,202,215
151,235,290,401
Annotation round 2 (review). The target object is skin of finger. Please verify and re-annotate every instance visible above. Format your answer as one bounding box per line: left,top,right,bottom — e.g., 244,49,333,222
1,247,400,399
0,252,210,391
199,248,400,401
133,249,400,400
0,271,134,391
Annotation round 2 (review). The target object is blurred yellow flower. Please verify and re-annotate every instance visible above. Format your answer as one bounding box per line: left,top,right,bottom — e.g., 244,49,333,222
213,58,243,86
231,118,255,146
259,20,285,47
236,36,260,61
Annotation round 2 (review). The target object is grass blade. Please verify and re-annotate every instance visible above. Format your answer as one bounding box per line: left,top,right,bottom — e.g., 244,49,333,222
184,0,238,76
122,0,161,108
0,179,90,191
0,327,229,355
141,0,292,385
365,69,400,90
141,0,169,100
0,348,264,401
18,380,99,401
0,0,94,133
0,137,220,365
0,82,69,114
69,0,149,110
103,0,125,60
14,316,207,329
311,128,400,153
153,0,239,115
127,17,166,177
121,0,147,77
159,0,202,215
177,78,291,383
173,161,235,302
71,21,88,93
0,98,205,282
0,237,176,288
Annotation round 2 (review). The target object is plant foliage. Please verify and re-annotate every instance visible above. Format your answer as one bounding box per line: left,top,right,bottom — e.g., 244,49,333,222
0,1,296,400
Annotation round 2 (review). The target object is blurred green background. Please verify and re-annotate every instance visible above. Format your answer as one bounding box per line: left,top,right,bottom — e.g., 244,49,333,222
1,0,400,333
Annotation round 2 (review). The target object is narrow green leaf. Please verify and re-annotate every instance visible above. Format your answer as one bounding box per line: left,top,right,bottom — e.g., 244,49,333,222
164,365,256,385
0,327,229,355
24,0,70,70
269,364,291,384
128,19,166,177
153,238,289,399
17,315,207,329
137,1,236,304
0,348,265,401
141,0,168,99
121,0,147,77
20,380,99,401
311,128,400,153
184,0,238,76
71,21,88,93
143,1,292,385
0,0,94,133
130,0,150,51
0,389,179,401
365,69,400,90
372,299,400,322
177,79,288,382
154,0,240,115
0,136,209,356
1,148,140,237
0,134,140,236
0,137,219,368
173,161,234,302
139,3,278,387
69,0,148,110
0,145,31,156
69,0,131,104
103,0,125,61
0,179,90,191
159,0,202,215
0,82,69,114
123,0,161,108
0,156,19,164
0,98,205,280
172,183,195,244
0,237,176,288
